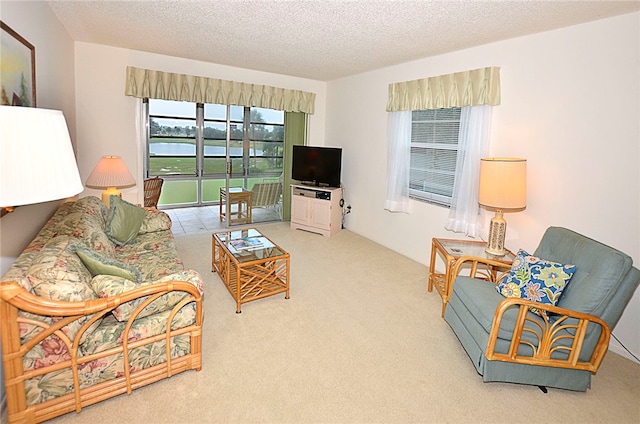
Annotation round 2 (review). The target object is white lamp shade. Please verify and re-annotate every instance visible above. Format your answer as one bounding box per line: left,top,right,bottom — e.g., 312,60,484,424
85,156,136,189
0,106,84,207
478,157,527,210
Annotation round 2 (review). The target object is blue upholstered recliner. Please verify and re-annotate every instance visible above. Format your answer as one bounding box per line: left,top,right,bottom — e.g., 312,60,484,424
444,227,640,391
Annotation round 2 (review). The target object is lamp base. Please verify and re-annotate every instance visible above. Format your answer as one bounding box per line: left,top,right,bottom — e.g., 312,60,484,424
486,210,507,256
101,187,122,207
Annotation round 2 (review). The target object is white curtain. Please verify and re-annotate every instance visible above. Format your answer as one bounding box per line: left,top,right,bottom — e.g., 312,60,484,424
445,105,492,238
384,111,412,213
135,99,146,205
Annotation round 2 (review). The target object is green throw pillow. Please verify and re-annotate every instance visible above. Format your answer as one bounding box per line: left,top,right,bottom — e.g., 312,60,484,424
106,196,146,246
75,246,142,282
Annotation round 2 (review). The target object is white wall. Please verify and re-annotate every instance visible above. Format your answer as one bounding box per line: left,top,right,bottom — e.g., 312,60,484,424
0,1,77,271
0,1,77,417
326,12,640,361
73,43,327,205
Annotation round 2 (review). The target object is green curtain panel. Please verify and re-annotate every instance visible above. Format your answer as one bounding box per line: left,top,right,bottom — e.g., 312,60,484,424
282,112,306,221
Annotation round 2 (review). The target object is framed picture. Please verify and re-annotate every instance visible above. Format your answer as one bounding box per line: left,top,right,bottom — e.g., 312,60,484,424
1,21,36,107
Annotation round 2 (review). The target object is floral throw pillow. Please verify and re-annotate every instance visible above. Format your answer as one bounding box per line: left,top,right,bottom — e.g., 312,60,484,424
496,249,577,316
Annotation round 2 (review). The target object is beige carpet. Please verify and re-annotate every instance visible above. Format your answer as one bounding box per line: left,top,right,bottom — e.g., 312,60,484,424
50,223,640,423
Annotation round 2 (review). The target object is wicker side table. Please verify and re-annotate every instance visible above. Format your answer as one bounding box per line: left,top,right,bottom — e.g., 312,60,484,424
428,238,515,317
219,187,253,225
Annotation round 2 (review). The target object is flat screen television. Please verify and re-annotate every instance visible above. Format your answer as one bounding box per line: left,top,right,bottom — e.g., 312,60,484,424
292,145,342,188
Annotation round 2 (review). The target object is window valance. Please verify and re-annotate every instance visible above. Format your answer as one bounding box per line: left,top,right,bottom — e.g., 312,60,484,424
386,67,500,111
125,66,316,114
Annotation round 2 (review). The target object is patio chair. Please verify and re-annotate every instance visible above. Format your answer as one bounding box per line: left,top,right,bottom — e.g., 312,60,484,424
251,182,282,217
143,177,164,208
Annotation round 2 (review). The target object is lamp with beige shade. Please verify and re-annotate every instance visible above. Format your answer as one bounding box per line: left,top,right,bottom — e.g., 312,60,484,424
85,155,136,206
478,157,527,256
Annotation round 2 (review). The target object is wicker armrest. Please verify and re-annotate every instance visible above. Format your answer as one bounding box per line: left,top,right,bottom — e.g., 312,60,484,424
0,280,202,318
486,297,610,373
451,255,513,283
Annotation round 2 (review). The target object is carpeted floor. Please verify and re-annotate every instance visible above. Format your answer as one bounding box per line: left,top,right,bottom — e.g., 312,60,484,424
50,223,640,423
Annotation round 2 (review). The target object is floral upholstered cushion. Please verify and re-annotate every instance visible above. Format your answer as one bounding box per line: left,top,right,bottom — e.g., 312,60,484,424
496,249,577,315
27,236,102,341
25,306,196,404
139,208,172,234
52,197,115,255
114,231,184,281
74,246,142,283
79,305,197,355
91,269,204,322
106,196,146,246
29,236,96,302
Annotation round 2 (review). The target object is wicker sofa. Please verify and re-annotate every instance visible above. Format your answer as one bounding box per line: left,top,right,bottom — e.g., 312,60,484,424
0,196,204,423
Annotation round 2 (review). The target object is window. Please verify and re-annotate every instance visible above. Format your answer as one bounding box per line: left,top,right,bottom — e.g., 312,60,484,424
148,100,198,176
146,99,284,207
410,108,461,206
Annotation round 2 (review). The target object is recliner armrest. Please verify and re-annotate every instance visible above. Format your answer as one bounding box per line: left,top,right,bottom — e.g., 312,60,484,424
486,297,610,373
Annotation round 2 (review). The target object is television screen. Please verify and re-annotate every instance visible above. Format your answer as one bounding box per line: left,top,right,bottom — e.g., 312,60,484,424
292,145,342,188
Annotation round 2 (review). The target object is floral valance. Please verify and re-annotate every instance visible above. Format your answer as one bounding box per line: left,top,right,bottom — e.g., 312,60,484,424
387,67,500,111
125,66,316,114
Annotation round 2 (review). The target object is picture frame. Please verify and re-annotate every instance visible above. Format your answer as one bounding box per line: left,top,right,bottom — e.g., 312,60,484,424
1,21,36,107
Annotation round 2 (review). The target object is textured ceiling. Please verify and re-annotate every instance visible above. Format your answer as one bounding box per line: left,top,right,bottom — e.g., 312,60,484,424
47,0,640,81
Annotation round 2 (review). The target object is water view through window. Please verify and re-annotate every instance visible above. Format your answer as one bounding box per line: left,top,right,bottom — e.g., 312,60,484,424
147,99,284,207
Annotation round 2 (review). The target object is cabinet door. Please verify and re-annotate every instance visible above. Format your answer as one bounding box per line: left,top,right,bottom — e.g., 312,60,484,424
291,195,310,224
310,199,332,228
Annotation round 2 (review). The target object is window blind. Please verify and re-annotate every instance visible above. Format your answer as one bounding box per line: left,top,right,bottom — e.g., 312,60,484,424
410,108,461,205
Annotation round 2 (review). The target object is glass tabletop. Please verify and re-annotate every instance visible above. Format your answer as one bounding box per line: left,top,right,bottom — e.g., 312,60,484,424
214,228,285,261
220,187,248,194
437,238,515,262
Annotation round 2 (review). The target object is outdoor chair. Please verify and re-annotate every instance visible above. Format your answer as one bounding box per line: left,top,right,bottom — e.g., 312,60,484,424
143,177,164,208
444,226,640,391
251,182,282,217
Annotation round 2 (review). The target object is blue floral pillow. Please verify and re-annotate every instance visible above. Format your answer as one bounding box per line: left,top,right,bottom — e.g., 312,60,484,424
496,249,577,316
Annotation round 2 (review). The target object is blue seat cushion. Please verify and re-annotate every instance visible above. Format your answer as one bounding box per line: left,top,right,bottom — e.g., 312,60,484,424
451,276,573,359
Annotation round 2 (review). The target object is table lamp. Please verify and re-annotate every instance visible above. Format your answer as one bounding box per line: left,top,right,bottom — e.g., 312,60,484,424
0,106,83,216
478,157,527,256
85,155,136,206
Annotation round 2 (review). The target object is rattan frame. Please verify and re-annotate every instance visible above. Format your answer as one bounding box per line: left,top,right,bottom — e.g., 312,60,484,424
0,280,203,424
143,177,164,208
450,256,610,373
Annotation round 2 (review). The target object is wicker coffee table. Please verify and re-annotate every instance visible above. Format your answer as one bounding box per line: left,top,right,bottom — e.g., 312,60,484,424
212,228,290,313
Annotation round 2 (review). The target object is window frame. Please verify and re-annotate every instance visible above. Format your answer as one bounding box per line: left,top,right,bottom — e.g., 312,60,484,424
146,101,285,181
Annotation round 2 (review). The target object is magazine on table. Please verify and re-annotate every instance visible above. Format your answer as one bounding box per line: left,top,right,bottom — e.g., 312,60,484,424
229,237,264,251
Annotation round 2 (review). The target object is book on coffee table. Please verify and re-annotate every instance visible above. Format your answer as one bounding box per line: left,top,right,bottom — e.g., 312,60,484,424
229,237,264,251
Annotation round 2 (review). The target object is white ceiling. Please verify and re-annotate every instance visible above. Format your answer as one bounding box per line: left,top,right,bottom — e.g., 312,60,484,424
48,0,640,81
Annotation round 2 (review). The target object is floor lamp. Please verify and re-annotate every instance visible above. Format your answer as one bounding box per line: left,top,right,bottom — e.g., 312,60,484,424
478,157,527,256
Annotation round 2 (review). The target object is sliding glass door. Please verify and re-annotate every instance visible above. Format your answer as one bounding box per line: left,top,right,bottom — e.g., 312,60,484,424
146,100,284,218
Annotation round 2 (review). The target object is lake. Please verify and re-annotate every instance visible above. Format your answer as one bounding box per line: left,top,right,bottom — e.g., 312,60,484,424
150,142,262,156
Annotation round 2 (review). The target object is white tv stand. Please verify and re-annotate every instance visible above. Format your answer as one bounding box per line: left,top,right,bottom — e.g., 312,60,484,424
290,184,342,237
